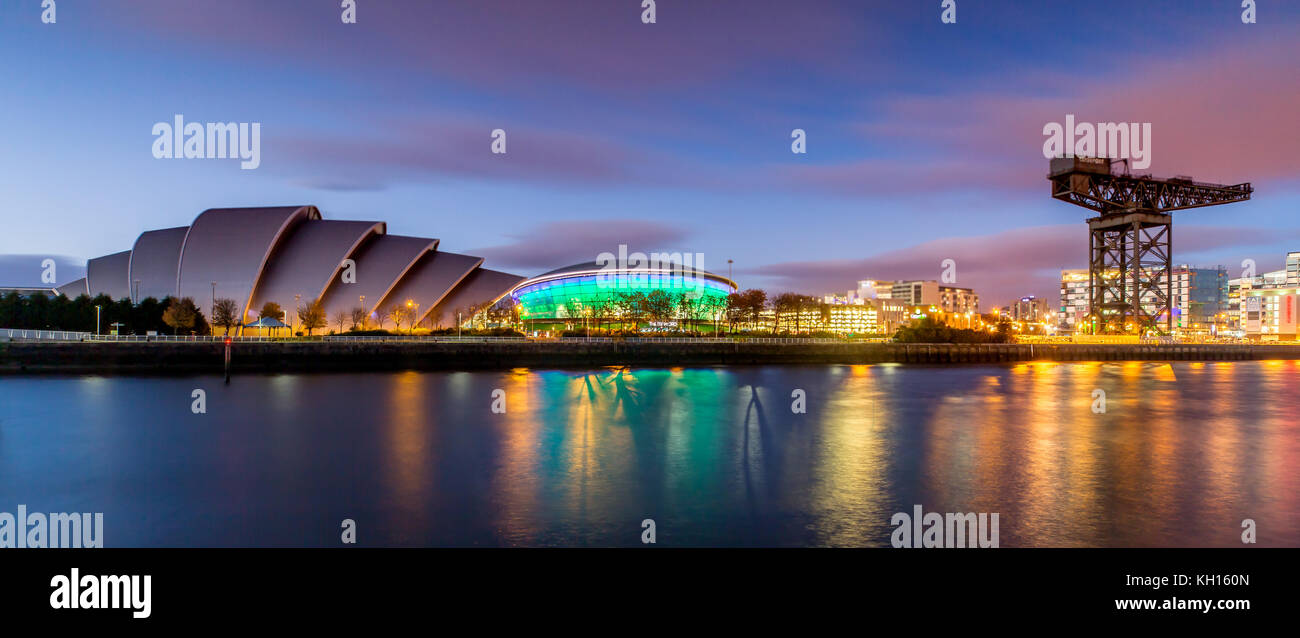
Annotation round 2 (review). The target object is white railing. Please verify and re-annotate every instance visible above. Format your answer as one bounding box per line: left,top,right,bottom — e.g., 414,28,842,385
323,335,528,343
84,334,281,342
0,328,91,341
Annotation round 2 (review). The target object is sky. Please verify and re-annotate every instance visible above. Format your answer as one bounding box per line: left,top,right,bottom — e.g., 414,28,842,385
1,0,1298,307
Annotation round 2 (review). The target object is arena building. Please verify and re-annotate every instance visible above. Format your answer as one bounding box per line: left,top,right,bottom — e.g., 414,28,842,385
58,206,523,334
508,261,737,332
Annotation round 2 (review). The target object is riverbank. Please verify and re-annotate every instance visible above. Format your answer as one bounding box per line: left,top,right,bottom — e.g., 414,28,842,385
0,340,1289,374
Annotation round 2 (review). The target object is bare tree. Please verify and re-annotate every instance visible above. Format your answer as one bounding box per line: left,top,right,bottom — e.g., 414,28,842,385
297,298,327,335
350,306,367,330
332,309,349,334
386,305,407,333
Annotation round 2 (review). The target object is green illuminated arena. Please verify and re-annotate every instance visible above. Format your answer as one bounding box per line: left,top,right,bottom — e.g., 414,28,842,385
509,262,737,332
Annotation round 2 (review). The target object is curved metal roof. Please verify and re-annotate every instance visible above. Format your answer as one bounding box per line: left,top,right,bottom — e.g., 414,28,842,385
128,226,188,302
56,278,88,298
176,206,320,320
426,268,524,328
374,250,483,326
78,205,527,333
248,219,385,315
537,260,728,279
525,260,735,290
317,234,437,321
86,250,132,300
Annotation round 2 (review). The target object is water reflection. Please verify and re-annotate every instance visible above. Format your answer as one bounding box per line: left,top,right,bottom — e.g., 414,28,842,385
0,362,1296,547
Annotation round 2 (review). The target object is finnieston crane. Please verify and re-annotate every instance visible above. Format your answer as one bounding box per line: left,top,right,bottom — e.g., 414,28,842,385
1048,157,1253,335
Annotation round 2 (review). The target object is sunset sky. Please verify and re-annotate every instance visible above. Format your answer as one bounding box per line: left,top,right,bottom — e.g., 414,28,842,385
2,0,1298,306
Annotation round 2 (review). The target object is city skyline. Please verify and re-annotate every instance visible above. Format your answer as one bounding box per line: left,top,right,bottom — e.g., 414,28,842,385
3,0,1298,307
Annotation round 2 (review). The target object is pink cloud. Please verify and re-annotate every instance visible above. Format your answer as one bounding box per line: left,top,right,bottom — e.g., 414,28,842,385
775,37,1300,194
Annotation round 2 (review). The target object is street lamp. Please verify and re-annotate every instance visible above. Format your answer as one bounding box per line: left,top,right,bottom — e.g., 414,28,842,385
294,294,301,334
458,311,462,338
95,304,101,336
211,281,217,322
406,299,419,334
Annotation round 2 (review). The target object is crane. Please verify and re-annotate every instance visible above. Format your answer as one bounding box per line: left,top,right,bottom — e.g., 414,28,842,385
1048,157,1252,334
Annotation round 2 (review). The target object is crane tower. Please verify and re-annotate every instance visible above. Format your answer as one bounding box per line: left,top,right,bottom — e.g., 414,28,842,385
1048,157,1252,334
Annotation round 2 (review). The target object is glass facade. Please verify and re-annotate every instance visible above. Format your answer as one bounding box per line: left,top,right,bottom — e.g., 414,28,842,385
512,270,735,324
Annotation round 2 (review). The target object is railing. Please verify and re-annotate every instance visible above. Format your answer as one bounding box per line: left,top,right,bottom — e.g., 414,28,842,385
84,334,281,342
1,328,91,341
323,335,528,343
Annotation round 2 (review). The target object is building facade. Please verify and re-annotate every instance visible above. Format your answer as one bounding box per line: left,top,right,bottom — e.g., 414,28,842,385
1057,266,1228,334
509,262,736,332
64,206,523,333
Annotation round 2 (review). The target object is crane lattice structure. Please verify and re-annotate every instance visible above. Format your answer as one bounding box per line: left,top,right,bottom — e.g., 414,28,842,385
1048,157,1252,335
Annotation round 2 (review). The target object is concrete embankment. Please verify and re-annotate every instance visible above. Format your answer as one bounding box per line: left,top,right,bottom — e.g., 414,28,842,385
0,341,1292,374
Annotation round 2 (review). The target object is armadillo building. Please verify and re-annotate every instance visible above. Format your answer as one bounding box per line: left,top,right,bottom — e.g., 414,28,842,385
58,206,524,333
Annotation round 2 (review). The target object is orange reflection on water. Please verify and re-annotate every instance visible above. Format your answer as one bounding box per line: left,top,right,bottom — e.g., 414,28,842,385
811,365,890,545
382,370,432,513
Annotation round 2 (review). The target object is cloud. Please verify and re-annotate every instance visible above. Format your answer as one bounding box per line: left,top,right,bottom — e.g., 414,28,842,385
745,225,1299,307
470,220,691,273
277,116,644,190
101,1,874,93
773,37,1300,196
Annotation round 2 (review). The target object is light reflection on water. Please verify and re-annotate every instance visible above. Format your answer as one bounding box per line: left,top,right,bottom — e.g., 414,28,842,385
0,361,1296,547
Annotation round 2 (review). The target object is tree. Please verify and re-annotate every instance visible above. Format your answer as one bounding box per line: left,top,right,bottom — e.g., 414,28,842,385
350,306,367,331
332,309,349,334
386,305,408,333
297,298,327,335
644,289,674,329
772,292,800,333
616,291,647,331
676,293,699,330
259,301,283,321
212,298,239,335
162,297,199,335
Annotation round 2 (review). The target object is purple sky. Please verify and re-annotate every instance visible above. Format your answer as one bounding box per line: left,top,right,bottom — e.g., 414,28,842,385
2,0,1298,306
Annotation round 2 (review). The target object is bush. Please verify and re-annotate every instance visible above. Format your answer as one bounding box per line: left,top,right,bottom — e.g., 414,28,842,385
893,317,1011,344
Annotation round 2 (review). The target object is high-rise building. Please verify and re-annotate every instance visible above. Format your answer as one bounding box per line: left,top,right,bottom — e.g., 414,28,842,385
1009,295,1051,322
1058,269,1089,330
1057,266,1228,333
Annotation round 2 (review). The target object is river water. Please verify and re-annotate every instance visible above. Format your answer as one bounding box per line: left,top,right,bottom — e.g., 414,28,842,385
1,361,1296,546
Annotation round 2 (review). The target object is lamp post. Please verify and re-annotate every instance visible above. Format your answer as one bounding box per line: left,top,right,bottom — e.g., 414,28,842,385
406,299,419,335
458,311,462,338
210,281,217,322
294,294,301,334
95,305,101,336
359,295,366,329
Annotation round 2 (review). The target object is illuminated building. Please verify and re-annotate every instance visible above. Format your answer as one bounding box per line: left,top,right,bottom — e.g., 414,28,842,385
508,261,736,331
1241,287,1300,340
888,280,979,313
1058,266,1227,334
